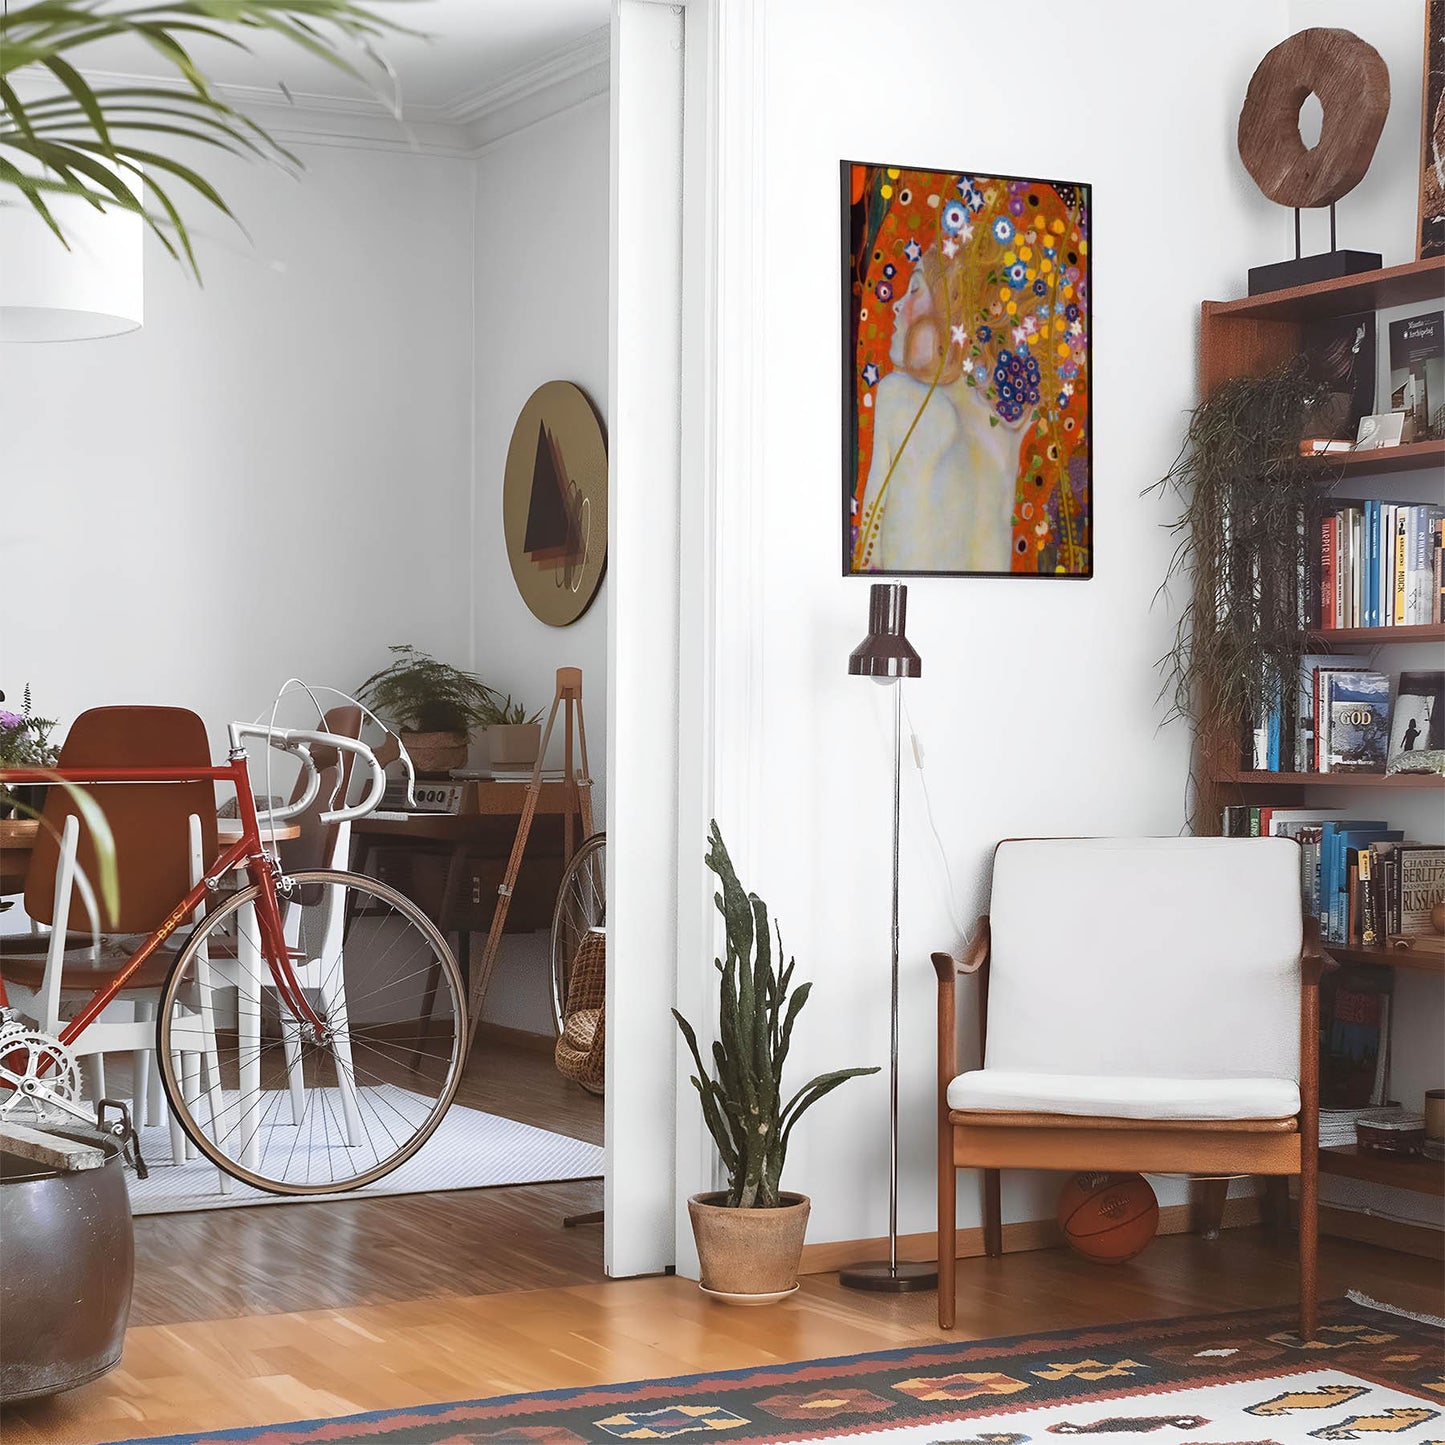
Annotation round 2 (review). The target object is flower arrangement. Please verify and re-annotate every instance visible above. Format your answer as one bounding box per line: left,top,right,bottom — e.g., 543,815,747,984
0,686,58,769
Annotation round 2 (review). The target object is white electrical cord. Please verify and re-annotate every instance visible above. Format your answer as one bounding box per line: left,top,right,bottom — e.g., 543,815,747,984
898,689,970,941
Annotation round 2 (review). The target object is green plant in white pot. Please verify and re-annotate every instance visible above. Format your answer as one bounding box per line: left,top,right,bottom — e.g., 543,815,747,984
673,821,878,1303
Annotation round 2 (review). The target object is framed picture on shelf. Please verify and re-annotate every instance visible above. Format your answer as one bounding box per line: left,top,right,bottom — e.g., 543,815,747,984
1420,0,1445,259
842,161,1092,579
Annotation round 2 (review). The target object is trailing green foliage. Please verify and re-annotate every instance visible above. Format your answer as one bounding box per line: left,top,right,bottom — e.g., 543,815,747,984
0,1,410,278
1147,358,1333,825
673,821,878,1209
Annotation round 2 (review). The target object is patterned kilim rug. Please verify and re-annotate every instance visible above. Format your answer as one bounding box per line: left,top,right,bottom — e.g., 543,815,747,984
105,1294,1442,1445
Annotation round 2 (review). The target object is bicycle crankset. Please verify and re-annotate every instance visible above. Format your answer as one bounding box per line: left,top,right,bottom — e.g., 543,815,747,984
0,1024,88,1125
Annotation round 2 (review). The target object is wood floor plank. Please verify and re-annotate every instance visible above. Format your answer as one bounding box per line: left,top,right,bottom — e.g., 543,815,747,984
7,1230,1440,1445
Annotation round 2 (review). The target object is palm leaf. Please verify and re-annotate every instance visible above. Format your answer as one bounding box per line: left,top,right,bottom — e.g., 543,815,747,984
0,0,414,278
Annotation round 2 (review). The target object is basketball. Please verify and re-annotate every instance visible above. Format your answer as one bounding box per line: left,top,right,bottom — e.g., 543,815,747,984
1056,1172,1159,1264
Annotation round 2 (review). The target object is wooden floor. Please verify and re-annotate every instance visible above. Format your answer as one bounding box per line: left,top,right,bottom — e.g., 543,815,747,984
5,1230,1442,1445
5,1039,1444,1443
131,1026,606,1325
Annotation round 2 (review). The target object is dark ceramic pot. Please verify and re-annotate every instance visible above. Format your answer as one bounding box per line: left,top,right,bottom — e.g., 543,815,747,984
0,1127,134,1402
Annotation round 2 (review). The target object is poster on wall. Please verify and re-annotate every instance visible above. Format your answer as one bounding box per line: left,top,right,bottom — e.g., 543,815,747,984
842,161,1092,579
1420,0,1445,259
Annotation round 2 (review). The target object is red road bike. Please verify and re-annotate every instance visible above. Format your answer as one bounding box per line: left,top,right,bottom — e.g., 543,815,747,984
0,721,467,1194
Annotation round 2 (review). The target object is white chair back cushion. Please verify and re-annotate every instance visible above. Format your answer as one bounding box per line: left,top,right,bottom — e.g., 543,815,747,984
985,837,1302,1083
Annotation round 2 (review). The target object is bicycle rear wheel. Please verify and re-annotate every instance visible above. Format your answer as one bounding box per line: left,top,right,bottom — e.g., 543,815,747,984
550,832,606,1034
157,868,466,1194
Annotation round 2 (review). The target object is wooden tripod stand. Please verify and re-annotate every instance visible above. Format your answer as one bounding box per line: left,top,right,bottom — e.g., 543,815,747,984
465,667,594,1053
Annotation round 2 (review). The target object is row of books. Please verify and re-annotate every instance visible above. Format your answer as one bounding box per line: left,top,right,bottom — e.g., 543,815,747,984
1314,501,1444,630
1249,665,1442,776
1319,970,1394,1110
1219,806,1445,947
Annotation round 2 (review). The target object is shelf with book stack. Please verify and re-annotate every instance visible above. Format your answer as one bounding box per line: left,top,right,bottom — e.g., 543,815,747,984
1198,262,1445,1244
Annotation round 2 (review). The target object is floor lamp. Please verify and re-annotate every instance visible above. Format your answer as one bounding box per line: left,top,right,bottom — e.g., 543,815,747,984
840,582,937,1293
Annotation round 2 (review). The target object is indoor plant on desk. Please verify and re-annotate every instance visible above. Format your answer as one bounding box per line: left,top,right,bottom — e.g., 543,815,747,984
479,693,544,771
673,822,878,1303
357,646,496,777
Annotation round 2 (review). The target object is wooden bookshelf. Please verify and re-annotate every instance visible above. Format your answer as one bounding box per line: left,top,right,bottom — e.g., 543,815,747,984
1213,770,1445,789
1319,1144,1445,1197
1205,255,1445,324
1311,437,1445,479
1323,943,1445,975
1306,623,1445,646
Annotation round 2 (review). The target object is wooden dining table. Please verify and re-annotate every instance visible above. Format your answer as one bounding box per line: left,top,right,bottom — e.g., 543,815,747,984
0,816,299,898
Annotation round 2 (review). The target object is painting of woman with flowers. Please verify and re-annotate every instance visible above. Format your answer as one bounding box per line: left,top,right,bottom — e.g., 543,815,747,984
843,162,1092,578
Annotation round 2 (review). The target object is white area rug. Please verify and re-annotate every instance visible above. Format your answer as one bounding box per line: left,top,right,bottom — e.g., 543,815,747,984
125,1101,603,1214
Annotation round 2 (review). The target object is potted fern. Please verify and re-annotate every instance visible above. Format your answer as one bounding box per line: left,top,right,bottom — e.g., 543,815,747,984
357,646,497,777
673,822,878,1302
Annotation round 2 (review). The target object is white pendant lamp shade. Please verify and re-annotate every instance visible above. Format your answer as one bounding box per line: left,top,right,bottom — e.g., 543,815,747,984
0,173,143,342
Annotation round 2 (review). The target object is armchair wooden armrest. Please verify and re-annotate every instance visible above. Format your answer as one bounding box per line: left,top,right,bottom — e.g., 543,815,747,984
933,917,990,1100
932,916,991,981
1300,915,1331,988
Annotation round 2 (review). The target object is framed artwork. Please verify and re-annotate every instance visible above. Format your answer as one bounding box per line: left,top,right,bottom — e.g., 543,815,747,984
842,161,1092,578
502,380,608,626
1420,0,1445,259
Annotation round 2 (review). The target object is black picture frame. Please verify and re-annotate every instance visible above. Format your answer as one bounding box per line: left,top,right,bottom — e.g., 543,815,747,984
843,159,1086,580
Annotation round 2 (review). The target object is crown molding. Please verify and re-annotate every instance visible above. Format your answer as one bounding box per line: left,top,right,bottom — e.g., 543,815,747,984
14,27,612,157
444,25,610,132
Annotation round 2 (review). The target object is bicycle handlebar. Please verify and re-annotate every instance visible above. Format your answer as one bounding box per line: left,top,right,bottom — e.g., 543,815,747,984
226,723,396,825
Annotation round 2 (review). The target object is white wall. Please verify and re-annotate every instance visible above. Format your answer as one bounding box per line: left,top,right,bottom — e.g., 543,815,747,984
0,143,475,742
469,95,612,1033
684,0,1307,1251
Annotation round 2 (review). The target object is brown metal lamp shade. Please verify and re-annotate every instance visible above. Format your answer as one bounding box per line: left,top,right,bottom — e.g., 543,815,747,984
847,583,922,681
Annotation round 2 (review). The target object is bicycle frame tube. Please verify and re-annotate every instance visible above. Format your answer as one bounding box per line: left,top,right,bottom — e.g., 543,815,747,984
0,755,327,1043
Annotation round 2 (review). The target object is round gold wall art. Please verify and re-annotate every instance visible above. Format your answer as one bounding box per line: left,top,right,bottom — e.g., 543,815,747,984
502,381,608,627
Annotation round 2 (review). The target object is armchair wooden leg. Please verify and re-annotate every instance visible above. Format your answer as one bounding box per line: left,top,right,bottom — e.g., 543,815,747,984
1298,1158,1318,1341
982,1169,1002,1258
1191,1177,1230,1239
1261,1176,1291,1241
938,1144,956,1329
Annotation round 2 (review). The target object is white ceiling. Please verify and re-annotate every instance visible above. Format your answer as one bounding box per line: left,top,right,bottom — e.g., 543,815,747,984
76,0,611,118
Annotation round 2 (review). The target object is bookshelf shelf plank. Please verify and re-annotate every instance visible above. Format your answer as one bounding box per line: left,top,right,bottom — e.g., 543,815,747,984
1310,438,1445,479
1307,623,1445,645
1323,943,1445,975
1205,257,1445,323
1213,770,1445,789
1319,1144,1445,1197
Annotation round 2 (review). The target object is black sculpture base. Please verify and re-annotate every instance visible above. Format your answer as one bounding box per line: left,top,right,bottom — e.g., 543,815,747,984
838,1259,939,1293
1247,249,1382,296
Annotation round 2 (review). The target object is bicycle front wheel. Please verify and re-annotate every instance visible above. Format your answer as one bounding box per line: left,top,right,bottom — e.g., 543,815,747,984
157,868,467,1194
550,832,606,1035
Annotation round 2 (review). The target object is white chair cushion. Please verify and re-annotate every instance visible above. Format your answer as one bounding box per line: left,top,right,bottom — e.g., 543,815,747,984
985,838,1303,1083
947,1069,1300,1121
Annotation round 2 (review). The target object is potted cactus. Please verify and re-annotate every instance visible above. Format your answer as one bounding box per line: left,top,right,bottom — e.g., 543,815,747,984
673,822,878,1303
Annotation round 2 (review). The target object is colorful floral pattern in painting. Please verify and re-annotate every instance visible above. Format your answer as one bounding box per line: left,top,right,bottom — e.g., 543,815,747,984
844,162,1092,578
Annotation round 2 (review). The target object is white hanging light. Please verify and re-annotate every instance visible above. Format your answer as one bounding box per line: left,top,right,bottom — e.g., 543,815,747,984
0,170,143,343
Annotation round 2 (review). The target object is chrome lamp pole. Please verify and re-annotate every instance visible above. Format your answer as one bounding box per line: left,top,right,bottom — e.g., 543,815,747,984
839,582,937,1293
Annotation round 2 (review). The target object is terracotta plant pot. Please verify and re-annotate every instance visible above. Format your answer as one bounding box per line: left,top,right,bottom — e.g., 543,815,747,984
486,723,542,769
687,1191,810,1302
401,730,469,778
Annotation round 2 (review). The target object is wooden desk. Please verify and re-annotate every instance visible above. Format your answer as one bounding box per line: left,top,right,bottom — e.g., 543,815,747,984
351,780,590,987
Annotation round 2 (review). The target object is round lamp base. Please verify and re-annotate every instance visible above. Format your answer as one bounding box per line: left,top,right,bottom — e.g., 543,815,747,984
837,1259,938,1293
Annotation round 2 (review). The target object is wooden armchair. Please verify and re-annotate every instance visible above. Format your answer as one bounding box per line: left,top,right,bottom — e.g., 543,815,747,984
933,837,1323,1338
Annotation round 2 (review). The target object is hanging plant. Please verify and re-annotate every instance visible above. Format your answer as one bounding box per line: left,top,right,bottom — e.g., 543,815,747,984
1147,358,1336,810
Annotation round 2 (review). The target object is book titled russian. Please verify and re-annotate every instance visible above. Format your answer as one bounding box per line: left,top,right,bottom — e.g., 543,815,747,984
1396,845,1445,936
1322,671,1391,773
1388,311,1444,440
